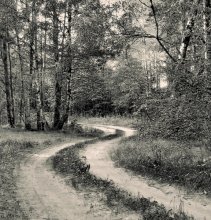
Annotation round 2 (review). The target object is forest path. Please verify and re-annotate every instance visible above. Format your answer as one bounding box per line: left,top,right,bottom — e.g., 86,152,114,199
82,125,211,220
16,129,139,220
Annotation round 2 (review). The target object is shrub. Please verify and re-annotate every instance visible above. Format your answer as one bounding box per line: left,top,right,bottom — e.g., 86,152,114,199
137,97,211,141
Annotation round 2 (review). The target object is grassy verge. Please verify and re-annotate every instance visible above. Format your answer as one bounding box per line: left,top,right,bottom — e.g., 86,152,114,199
0,140,33,219
0,125,101,219
110,136,211,195
51,133,193,220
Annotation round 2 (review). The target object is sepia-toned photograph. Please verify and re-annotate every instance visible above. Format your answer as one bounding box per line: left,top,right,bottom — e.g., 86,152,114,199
0,0,211,219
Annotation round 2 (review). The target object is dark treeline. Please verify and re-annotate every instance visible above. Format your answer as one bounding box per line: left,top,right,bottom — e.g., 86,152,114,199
0,0,211,140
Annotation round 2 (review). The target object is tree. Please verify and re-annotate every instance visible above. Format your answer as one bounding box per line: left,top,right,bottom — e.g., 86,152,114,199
0,0,16,128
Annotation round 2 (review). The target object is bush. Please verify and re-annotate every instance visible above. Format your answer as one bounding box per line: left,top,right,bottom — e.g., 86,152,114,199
137,96,211,141
63,119,104,137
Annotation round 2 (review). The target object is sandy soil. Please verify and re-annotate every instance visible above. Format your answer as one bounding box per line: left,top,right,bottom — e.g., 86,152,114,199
16,137,140,219
82,125,211,220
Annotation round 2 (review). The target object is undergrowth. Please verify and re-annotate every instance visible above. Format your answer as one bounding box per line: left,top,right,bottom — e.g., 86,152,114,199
63,121,104,137
111,136,211,195
52,133,193,220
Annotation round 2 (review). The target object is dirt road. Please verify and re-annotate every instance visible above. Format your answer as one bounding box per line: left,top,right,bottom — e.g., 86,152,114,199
16,124,211,220
82,125,211,220
16,132,140,220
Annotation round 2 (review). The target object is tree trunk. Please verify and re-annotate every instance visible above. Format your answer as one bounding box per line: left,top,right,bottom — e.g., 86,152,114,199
204,0,211,69
179,17,194,60
8,42,15,125
53,2,61,129
1,38,15,128
15,28,25,124
24,0,37,130
179,0,200,61
15,0,25,124
55,2,72,130
34,2,44,131
203,0,211,102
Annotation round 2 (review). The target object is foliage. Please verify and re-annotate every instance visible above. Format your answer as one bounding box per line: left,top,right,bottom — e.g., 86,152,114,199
72,70,113,116
0,0,127,130
136,93,211,141
63,120,104,137
105,57,147,114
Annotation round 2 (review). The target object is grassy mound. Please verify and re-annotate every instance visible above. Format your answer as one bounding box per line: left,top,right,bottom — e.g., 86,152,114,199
111,136,211,195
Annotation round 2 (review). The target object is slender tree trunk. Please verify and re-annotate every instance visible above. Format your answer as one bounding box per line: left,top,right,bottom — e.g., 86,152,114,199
203,0,211,142
34,10,44,131
52,1,61,129
25,97,31,130
15,0,25,124
179,17,195,60
8,42,15,125
16,30,25,123
179,0,200,61
204,0,211,71
24,0,32,130
1,38,14,128
56,2,72,130
154,56,160,90
25,0,36,130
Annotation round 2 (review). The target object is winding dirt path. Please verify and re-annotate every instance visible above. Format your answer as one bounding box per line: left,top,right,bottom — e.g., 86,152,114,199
16,133,140,219
82,125,211,220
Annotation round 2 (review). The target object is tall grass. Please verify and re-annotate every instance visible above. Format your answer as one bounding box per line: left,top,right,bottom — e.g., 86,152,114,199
111,136,211,194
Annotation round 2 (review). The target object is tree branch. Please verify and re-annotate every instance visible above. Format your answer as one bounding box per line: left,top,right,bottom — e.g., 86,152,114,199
137,0,151,8
149,0,177,62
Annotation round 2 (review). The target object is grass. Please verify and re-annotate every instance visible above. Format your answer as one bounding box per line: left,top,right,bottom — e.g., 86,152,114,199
0,140,31,219
77,115,138,128
0,125,102,219
110,136,211,195
51,132,193,220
